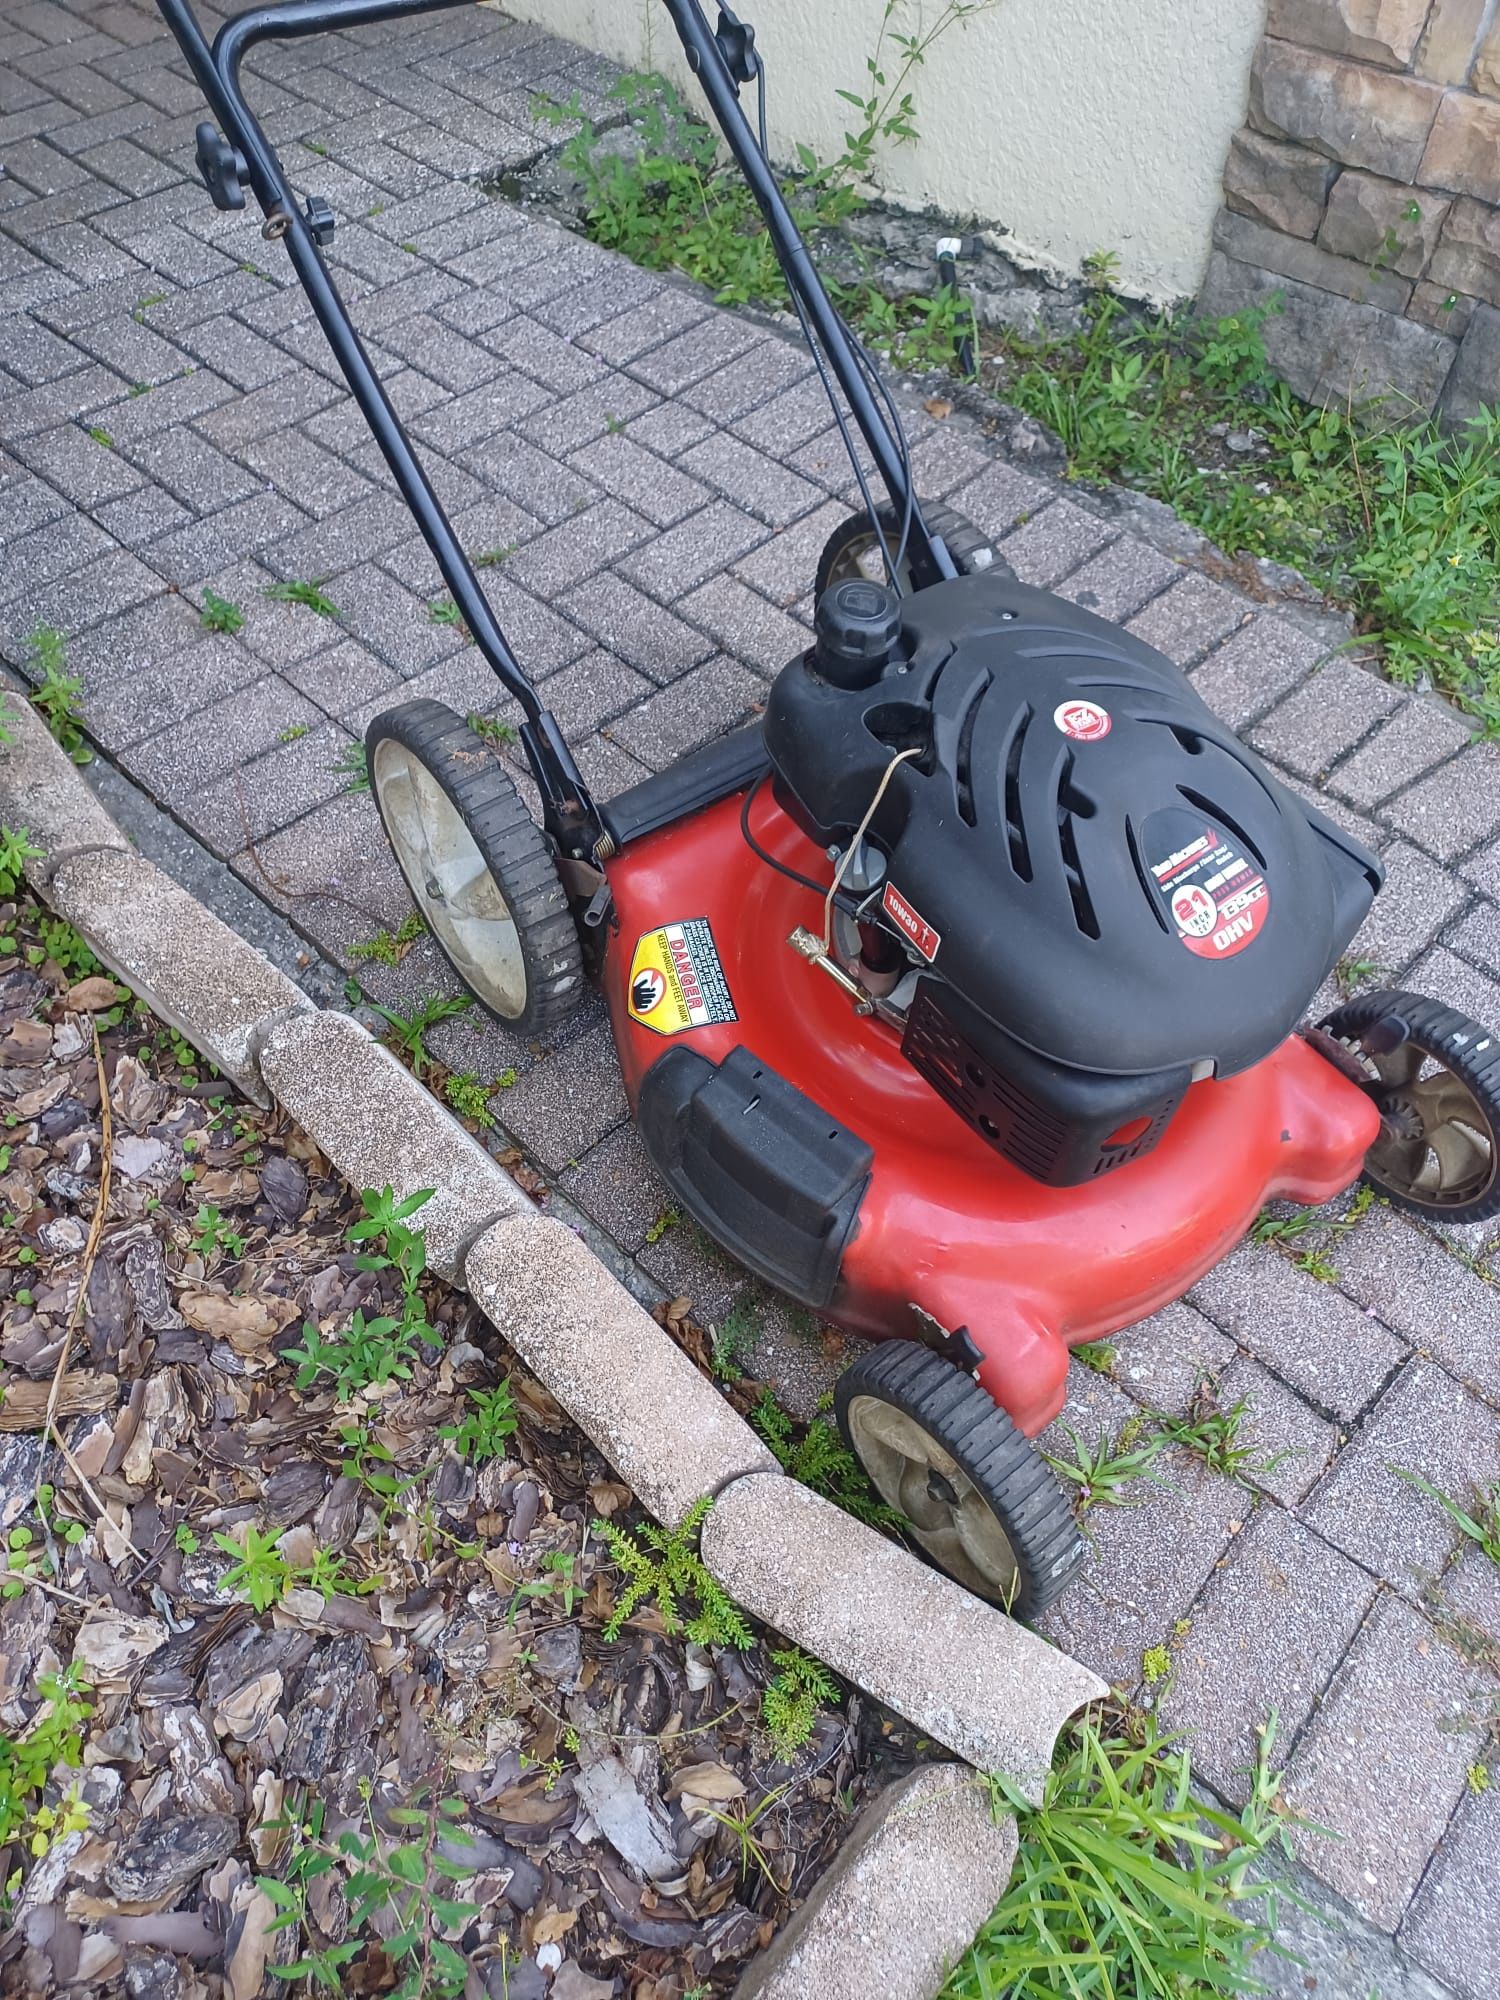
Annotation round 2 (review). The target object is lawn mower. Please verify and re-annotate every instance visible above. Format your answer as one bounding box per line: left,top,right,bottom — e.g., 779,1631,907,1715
158,0,1500,1617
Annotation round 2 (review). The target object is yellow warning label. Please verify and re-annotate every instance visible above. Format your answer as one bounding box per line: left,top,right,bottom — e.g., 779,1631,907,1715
627,917,737,1037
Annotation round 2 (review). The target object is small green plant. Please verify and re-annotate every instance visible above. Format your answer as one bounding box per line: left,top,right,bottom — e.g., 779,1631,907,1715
442,1071,494,1126
1150,1380,1287,1485
596,1496,752,1646
264,578,341,619
1045,1419,1167,1514
213,1524,366,1609
644,1204,679,1244
86,424,113,449
27,628,91,765
1470,1762,1492,1795
26,912,100,981
190,1203,247,1264
285,1187,437,1400
705,1783,789,1892
710,1302,757,1381
1395,1466,1500,1567
0,1665,92,1862
350,912,425,967
439,1381,518,1462
1334,954,1384,997
1140,1642,1173,1687
466,711,518,747
199,589,245,636
279,721,310,743
941,1713,1297,2000
0,828,44,899
261,1786,478,1998
369,994,473,1078
428,596,465,629
1074,1340,1117,1375
762,1646,840,1756
509,1547,584,1624
174,1523,200,1555
752,1390,902,1528
304,136,328,156
470,543,517,568
332,739,369,793
1251,1183,1374,1282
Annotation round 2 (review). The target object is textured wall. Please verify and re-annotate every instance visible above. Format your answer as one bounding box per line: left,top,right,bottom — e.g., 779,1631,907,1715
1202,0,1500,419
499,0,1269,302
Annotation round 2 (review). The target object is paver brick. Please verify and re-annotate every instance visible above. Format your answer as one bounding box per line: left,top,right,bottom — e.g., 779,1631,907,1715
231,789,413,964
1439,1544,1500,1657
1329,696,1474,810
1159,1504,1376,1803
1284,1592,1490,1929
1445,898,1500,981
1186,615,1327,730
1332,1202,1500,1408
183,720,357,858
282,638,400,722
1056,536,1180,623
625,314,762,397
1402,1771,1500,2000
1189,1239,1406,1421
536,649,653,739
1383,745,1500,860
996,500,1115,588
605,655,763,772
121,673,324,799
502,498,653,599
1217,1354,1339,1506
516,375,660,460
1301,1359,1500,1594
492,1021,629,1175
566,433,712,529
1107,1298,1238,1415
1250,656,1406,779
1408,942,1500,1032
555,572,714,685
1125,573,1249,667
676,573,809,677
618,502,770,603
947,460,1052,539
621,397,718,460
558,1123,667,1256
1348,839,1470,975
679,336,814,424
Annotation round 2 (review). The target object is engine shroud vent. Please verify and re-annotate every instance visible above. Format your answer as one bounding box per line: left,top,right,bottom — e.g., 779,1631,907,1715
902,984,1183,1186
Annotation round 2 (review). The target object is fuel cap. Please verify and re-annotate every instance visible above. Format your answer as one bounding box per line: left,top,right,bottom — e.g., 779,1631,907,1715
814,577,901,687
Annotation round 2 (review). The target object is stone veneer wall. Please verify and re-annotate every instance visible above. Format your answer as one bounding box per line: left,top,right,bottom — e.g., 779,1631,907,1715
1200,0,1500,423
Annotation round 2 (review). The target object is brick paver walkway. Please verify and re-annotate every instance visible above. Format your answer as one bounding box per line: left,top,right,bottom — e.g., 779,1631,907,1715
4,5,1500,1995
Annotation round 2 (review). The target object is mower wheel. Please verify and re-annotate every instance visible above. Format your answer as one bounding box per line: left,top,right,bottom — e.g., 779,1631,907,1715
1318,989,1500,1225
834,1340,1084,1619
814,499,1014,600
366,700,583,1038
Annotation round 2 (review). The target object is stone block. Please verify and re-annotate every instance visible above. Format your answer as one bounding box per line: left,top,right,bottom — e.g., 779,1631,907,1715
1345,837,1469,973
1124,573,1247,667
1283,1593,1487,1927
731,1765,1018,2000
46,847,311,1107
0,694,130,882
1301,1358,1500,1594
1249,654,1403,778
1329,694,1474,807
1055,537,1180,622
1332,1201,1500,1406
1417,0,1490,82
257,1010,531,1279
1442,301,1500,427
1266,0,1437,69
1189,615,1328,729
465,1212,778,1529
996,501,1115,589
1409,280,1478,335
1159,1506,1376,1803
1197,252,1459,414
1215,209,1413,311
1402,1768,1500,2000
1224,130,1339,239
1382,737,1500,857
1420,89,1500,198
1251,40,1444,180
700,1472,1105,1795
1428,196,1500,306
1109,1299,1237,1415
1480,19,1500,95
1318,172,1452,278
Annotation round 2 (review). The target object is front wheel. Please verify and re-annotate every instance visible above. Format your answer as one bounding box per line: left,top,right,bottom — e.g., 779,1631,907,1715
834,1340,1084,1619
815,499,1014,601
1318,989,1500,1225
366,700,584,1039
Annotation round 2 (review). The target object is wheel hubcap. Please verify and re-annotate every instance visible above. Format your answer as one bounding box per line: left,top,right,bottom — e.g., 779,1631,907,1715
1360,1038,1496,1210
371,739,529,1020
827,534,914,593
845,1394,1021,1607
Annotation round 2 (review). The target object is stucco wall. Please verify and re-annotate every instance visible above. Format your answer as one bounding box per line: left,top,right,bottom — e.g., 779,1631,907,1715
501,0,1270,301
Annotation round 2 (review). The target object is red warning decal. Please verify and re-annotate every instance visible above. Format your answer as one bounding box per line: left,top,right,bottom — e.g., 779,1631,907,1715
1143,809,1271,961
882,881,941,963
1053,697,1112,743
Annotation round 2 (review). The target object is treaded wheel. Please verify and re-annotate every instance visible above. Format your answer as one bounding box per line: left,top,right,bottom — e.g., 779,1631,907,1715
1317,988,1500,1225
366,699,584,1038
814,499,1015,600
834,1340,1084,1619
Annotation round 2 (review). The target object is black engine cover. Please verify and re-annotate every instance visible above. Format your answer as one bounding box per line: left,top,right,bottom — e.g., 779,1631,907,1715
763,572,1381,1168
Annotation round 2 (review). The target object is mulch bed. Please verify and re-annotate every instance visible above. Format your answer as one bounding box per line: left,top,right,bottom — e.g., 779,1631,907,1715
0,888,914,2000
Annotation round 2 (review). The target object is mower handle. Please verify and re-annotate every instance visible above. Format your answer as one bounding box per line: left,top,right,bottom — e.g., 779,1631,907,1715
153,0,599,850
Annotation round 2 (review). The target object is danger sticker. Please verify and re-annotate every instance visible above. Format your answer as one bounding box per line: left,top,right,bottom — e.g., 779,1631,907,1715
627,918,737,1037
1053,697,1112,742
882,881,941,963
1143,807,1271,961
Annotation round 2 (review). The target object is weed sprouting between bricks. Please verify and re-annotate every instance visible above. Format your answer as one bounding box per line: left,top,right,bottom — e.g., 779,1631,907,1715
264,577,341,620
26,627,91,765
369,993,474,1079
1395,1466,1500,1567
750,1388,903,1528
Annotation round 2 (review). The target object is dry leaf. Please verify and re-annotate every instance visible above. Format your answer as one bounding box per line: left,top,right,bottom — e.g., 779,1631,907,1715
530,1908,579,1946
667,1761,745,1807
178,1293,282,1346
923,396,953,419
65,975,128,1012
73,1610,169,1683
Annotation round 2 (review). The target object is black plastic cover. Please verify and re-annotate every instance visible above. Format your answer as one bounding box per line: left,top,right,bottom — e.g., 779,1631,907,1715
637,1044,873,1308
763,572,1383,1082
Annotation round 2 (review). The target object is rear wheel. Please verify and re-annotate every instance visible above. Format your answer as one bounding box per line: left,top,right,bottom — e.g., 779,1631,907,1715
1318,989,1500,1225
814,499,1013,601
834,1340,1084,1619
366,700,584,1038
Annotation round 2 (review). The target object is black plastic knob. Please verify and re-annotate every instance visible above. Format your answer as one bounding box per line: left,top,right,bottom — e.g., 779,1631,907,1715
814,577,901,688
195,123,246,213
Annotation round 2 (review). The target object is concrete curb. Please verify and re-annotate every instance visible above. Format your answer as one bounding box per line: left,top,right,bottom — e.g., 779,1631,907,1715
731,1763,1018,2000
9,731,1109,1997
701,1472,1107,1799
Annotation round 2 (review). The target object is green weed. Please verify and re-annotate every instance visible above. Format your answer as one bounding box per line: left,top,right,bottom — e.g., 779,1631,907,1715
369,993,472,1079
466,711,517,747
278,721,310,743
350,912,425,967
762,1646,840,1756
331,739,369,793
1074,1341,1117,1375
199,589,245,635
1252,1184,1374,1282
0,829,44,899
442,1071,494,1126
190,1203,247,1264
1045,1419,1167,1513
439,1381,518,1462
1395,1466,1500,1567
0,1666,91,1870
751,1389,902,1528
213,1524,369,1609
595,1495,752,1646
27,628,91,765
1150,1381,1288,1485
264,578,341,619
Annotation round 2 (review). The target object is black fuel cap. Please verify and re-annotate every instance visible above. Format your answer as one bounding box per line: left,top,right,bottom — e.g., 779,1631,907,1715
814,577,901,687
